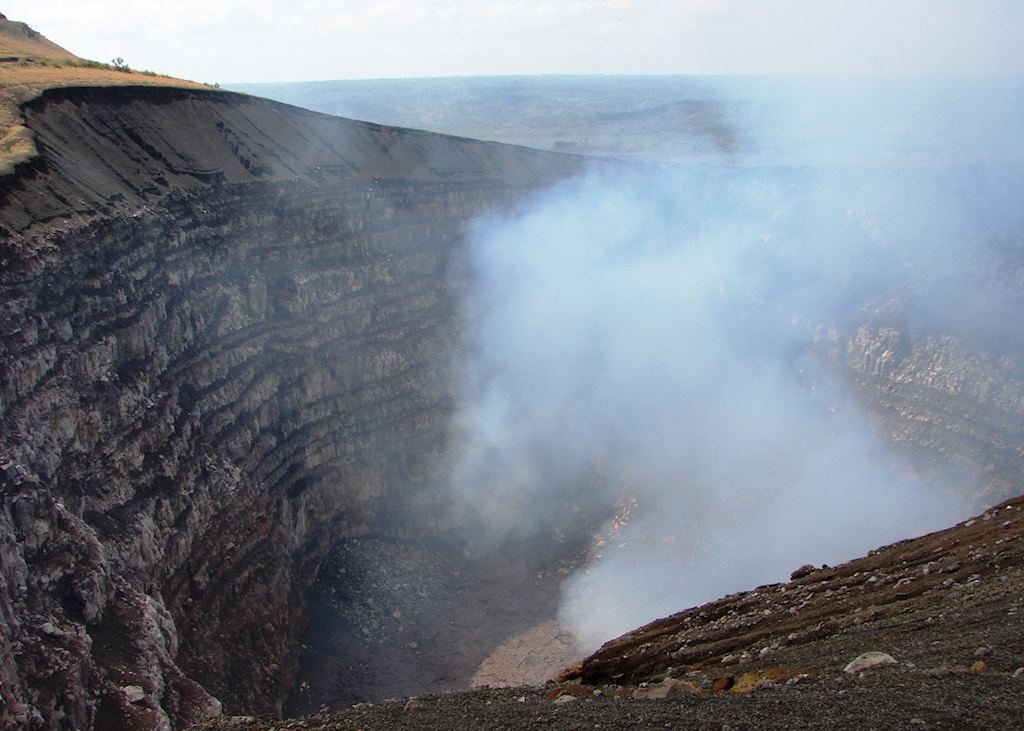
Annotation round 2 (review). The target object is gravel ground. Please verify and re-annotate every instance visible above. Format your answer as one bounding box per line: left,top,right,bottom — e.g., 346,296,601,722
200,671,1024,730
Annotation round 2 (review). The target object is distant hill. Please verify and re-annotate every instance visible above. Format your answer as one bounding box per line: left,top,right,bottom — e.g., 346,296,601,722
233,75,1024,167
231,76,739,163
0,14,78,61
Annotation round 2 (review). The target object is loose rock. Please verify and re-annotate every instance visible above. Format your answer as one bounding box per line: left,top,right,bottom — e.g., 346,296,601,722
122,685,146,704
843,652,897,673
790,564,816,580
712,676,735,692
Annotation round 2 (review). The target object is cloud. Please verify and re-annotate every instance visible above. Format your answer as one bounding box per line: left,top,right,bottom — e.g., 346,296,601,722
442,76,1022,649
5,0,1022,82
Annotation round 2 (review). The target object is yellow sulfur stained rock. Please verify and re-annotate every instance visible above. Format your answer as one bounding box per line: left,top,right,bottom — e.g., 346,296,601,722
731,668,818,693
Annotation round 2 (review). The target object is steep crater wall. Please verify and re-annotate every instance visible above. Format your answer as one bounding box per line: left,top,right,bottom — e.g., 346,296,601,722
2,86,1023,731
0,87,580,729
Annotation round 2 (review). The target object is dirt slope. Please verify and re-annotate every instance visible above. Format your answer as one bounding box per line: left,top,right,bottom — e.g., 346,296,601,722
0,16,78,60
565,495,1024,688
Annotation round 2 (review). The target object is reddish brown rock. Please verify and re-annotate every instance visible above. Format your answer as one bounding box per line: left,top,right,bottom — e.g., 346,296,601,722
711,676,735,693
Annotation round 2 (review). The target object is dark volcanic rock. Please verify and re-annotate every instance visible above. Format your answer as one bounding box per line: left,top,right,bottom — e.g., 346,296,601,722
0,86,581,730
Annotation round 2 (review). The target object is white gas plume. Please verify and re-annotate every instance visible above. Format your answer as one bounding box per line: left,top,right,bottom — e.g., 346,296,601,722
443,77,1024,650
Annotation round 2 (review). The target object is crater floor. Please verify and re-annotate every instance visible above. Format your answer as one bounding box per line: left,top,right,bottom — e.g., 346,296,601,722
286,535,582,715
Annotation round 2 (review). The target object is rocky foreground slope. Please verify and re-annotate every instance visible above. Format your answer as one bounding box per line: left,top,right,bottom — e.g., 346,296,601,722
198,494,1024,729
0,84,580,729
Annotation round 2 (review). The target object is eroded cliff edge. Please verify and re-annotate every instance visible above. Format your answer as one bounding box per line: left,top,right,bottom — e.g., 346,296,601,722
0,86,582,729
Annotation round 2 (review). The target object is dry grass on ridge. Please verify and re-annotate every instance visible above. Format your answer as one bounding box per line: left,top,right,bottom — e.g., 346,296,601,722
0,16,215,175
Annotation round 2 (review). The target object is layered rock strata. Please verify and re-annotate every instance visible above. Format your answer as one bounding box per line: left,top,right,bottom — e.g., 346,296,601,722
843,325,1024,503
0,86,580,729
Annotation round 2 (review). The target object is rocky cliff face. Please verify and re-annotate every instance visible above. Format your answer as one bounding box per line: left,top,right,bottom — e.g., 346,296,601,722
819,321,1024,505
0,86,580,729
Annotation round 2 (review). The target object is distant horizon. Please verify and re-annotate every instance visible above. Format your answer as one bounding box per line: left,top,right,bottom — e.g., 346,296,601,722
231,71,1024,87
5,1,1023,85
229,71,1024,170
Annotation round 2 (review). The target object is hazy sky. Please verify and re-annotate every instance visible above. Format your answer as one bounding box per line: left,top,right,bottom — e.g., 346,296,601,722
8,0,1023,83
